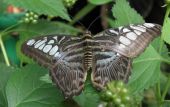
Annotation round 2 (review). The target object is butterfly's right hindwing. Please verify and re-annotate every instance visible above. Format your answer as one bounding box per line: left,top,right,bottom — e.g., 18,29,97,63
22,35,87,98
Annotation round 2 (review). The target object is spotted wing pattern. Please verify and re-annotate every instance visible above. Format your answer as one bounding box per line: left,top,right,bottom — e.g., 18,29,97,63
91,23,161,89
93,23,161,58
22,35,87,98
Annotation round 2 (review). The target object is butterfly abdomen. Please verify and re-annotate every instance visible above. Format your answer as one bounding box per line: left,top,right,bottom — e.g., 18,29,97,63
83,31,93,70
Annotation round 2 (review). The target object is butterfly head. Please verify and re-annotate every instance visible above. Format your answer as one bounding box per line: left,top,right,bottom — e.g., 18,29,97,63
83,30,92,38
85,30,91,35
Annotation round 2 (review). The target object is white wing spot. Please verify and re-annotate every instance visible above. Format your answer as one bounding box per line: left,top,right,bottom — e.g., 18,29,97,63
126,32,137,40
116,53,120,56
38,43,45,50
53,36,58,41
54,52,60,57
123,28,131,33
138,25,146,28
119,44,126,48
119,36,131,45
27,39,35,46
134,30,142,35
43,45,52,53
48,40,54,44
49,45,58,55
109,29,118,35
34,40,47,48
144,23,155,28
34,40,41,45
130,25,146,32
118,26,123,31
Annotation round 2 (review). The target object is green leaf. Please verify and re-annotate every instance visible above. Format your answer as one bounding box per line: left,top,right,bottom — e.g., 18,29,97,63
0,0,8,13
128,45,161,95
110,0,144,28
0,13,24,30
0,63,14,107
4,35,20,65
3,0,70,21
88,0,113,5
6,64,65,107
16,21,81,39
162,18,170,45
73,79,100,107
40,74,52,84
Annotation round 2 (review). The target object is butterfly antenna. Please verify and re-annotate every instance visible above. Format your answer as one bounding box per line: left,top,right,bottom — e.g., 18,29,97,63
69,15,86,29
87,15,101,31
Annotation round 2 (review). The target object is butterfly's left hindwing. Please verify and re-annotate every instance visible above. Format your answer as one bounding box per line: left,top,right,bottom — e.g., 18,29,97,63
91,51,132,90
22,35,87,98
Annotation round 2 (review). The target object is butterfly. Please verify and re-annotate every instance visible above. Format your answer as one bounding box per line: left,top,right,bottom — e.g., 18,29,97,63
21,23,161,98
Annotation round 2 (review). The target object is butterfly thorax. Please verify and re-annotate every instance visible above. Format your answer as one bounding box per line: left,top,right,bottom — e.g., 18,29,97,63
82,31,93,71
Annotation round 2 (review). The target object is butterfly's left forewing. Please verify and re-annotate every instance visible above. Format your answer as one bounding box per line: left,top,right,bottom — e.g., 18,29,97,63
22,35,87,98
93,23,161,58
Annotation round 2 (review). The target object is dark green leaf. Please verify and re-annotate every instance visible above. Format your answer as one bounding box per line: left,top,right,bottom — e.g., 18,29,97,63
4,0,70,21
6,64,65,107
88,0,113,5
0,63,14,107
0,13,24,30
110,0,144,28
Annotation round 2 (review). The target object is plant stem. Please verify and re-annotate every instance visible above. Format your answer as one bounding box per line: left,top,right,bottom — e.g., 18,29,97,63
156,81,162,107
1,21,22,35
163,100,170,103
0,35,10,66
157,4,170,107
161,58,170,64
0,22,22,66
162,77,170,101
159,5,170,53
69,3,96,25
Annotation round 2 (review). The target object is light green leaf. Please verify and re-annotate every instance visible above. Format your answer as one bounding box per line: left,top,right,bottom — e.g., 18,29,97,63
128,45,161,94
110,0,144,28
4,0,70,21
88,0,113,5
0,63,14,107
40,74,52,84
162,18,170,45
6,64,65,107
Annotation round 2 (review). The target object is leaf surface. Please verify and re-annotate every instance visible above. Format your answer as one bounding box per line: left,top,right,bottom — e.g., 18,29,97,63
4,0,70,21
6,64,65,107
